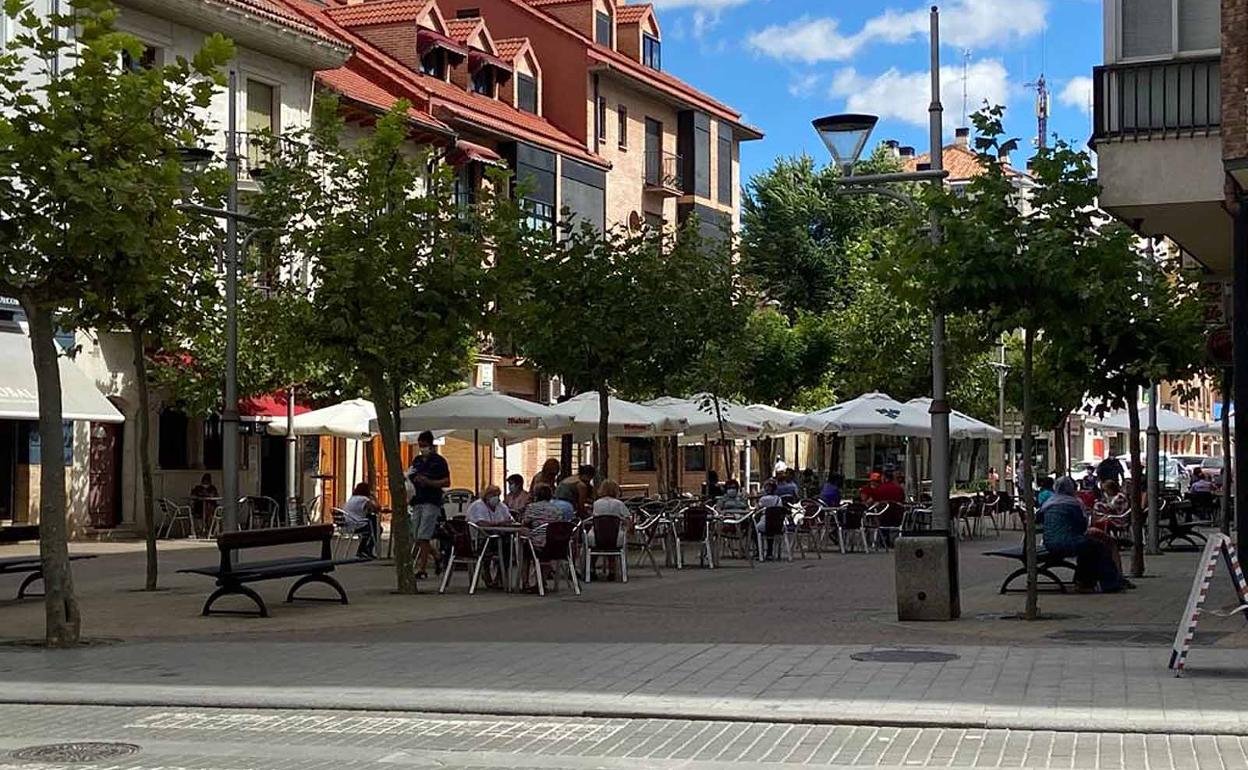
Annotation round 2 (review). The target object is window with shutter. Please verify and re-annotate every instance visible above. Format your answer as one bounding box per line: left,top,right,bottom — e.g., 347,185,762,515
1179,0,1219,52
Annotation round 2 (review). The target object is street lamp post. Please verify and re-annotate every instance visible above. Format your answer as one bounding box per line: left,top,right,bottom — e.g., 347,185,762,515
988,343,1010,482
814,5,957,620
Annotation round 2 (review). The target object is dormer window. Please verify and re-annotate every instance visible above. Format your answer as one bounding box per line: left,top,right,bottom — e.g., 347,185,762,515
472,68,495,96
642,34,661,70
595,11,613,47
516,73,538,114
421,49,447,79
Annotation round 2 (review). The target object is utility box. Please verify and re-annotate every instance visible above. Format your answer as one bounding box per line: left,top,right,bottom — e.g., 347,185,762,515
895,533,961,621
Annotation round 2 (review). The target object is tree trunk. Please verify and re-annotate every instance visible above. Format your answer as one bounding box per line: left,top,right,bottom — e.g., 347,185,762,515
1222,367,1232,535
1127,396,1146,578
130,327,158,591
23,300,81,646
1053,412,1069,477
364,365,415,594
1022,326,1039,621
560,434,573,483
596,387,610,481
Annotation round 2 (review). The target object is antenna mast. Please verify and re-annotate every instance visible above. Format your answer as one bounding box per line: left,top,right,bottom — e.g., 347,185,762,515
961,49,971,126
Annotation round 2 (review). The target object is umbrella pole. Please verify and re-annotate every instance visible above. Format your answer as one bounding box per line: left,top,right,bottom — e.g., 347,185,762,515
474,429,480,497
502,437,508,490
745,440,752,493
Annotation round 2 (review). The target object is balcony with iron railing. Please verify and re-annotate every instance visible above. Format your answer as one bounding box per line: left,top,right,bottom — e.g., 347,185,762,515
234,131,307,180
644,150,684,196
1092,55,1220,143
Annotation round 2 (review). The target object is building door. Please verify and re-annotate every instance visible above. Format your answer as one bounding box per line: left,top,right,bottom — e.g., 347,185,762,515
0,421,14,521
87,422,123,528
259,434,286,512
644,118,662,184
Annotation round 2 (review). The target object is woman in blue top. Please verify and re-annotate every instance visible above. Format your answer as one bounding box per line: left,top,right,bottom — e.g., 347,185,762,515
1040,476,1124,593
819,474,842,507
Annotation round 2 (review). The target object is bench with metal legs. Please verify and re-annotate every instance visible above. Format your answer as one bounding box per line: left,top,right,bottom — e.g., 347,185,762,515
986,544,1077,594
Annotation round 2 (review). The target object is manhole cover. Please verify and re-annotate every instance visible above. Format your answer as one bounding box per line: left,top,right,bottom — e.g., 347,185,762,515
851,649,960,663
11,742,140,762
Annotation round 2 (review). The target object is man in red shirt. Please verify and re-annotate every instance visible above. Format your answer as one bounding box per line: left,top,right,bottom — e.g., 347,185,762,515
858,472,883,503
875,471,905,503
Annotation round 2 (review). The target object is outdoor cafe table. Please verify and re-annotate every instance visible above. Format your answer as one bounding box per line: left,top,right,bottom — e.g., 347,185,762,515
476,523,525,592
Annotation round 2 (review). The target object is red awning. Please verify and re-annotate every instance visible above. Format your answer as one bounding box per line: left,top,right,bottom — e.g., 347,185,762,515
417,28,468,60
448,139,506,168
469,49,514,79
239,392,312,419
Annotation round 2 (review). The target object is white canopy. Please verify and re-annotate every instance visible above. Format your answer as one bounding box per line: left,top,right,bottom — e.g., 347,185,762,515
268,398,376,440
744,404,807,435
643,395,764,439
550,392,684,438
1088,407,1209,435
0,329,122,424
792,392,931,437
373,387,570,440
907,397,1003,440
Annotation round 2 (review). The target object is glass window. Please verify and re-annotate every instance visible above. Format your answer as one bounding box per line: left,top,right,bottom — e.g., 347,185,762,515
617,105,628,148
596,11,613,47
597,97,608,142
1179,0,1219,51
522,198,555,234
122,44,159,72
627,439,655,471
516,73,537,114
421,50,446,79
246,79,277,134
717,121,733,205
202,415,222,470
472,68,495,97
158,408,189,470
1122,0,1219,57
19,422,73,467
684,445,706,473
642,34,661,70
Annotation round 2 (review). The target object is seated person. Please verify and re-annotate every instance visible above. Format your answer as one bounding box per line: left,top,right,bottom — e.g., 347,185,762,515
504,474,530,514
190,473,218,533
341,482,379,559
1190,469,1216,495
704,469,725,500
859,472,883,503
755,479,787,559
716,479,750,515
466,485,513,526
1101,479,1129,515
819,474,843,507
1041,476,1125,593
522,484,570,549
800,468,820,499
774,470,799,499
875,472,905,504
555,465,595,518
1036,476,1055,507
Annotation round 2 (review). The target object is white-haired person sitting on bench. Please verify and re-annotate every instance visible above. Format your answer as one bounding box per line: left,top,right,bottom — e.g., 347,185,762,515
1041,476,1128,593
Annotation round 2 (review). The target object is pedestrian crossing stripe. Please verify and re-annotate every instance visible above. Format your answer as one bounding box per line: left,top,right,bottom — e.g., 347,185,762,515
1168,532,1248,676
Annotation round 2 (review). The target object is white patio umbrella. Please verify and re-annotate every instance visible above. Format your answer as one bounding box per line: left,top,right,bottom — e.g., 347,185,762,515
792,392,932,437
744,404,808,435
907,397,1003,440
373,387,571,494
1088,407,1209,434
549,391,685,438
268,398,377,440
643,395,765,439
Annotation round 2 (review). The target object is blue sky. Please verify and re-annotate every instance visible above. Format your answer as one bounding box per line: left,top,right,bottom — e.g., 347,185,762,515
650,0,1103,183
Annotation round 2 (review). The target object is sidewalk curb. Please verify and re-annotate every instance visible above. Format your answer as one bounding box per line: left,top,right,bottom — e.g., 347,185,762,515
3,684,1245,737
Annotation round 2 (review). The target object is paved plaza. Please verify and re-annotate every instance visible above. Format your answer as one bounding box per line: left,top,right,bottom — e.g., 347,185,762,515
0,532,1245,766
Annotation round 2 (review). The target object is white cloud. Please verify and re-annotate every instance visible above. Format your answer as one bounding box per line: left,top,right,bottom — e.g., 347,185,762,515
788,73,822,98
829,59,1013,129
648,0,751,8
1059,75,1094,114
748,0,1047,62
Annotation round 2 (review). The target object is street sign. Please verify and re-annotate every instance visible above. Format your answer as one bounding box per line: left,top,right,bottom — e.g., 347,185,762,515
1206,326,1233,366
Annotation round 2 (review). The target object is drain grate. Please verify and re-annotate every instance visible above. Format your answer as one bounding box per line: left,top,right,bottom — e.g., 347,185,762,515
851,649,960,663
11,742,140,762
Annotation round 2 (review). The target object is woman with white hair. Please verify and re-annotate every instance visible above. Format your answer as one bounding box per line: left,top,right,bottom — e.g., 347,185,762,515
1041,476,1126,593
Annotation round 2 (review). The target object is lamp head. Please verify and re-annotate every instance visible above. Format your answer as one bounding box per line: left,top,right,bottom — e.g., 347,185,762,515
812,113,878,176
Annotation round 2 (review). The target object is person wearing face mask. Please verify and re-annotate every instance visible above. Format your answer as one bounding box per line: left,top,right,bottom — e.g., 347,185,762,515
466,485,513,526
504,474,530,514
407,430,450,581
716,479,749,514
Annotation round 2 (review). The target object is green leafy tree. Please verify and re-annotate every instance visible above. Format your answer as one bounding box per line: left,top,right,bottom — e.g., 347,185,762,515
254,99,504,593
0,0,229,642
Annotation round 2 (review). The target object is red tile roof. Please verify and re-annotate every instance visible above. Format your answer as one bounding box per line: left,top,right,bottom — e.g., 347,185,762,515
494,37,528,60
903,143,1029,182
445,17,483,44
277,0,608,167
616,3,651,24
317,66,452,135
218,0,345,45
525,0,588,6
324,0,436,27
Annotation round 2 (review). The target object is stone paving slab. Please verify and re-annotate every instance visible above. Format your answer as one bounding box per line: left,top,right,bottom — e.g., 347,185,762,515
0,640,1245,734
1,704,1247,768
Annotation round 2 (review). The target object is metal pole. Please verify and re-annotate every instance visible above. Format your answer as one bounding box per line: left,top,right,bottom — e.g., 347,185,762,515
1221,368,1232,535
473,429,480,497
222,70,240,535
286,385,297,524
1234,191,1248,558
928,6,951,536
1147,382,1161,554
997,345,1007,489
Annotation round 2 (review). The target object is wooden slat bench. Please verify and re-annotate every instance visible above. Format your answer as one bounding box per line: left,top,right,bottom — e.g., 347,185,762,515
985,544,1077,594
0,525,97,599
179,524,349,617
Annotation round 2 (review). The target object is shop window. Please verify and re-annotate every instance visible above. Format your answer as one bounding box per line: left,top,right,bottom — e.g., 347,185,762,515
684,445,706,472
158,408,190,470
627,438,655,471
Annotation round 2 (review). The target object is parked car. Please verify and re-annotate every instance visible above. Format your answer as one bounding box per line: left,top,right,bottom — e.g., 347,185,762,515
1115,453,1190,496
1200,456,1225,482
1174,455,1208,476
